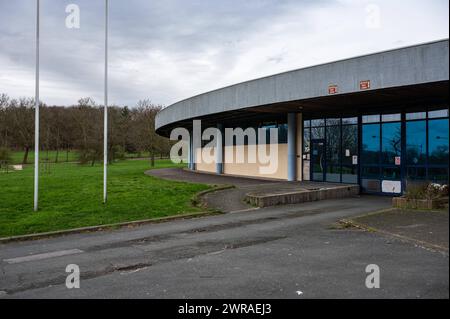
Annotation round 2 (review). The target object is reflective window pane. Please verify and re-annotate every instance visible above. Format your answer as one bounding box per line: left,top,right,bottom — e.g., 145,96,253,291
326,118,340,126
326,165,341,183
341,166,358,184
311,126,325,139
383,167,401,180
428,109,449,119
278,124,288,144
311,119,325,127
406,112,426,120
304,120,310,128
303,128,310,154
406,120,426,165
428,119,449,165
342,117,358,125
362,115,380,123
326,125,341,164
381,122,401,165
428,167,449,184
341,125,358,166
362,124,380,164
362,166,380,178
311,141,325,181
407,167,427,181
382,113,401,122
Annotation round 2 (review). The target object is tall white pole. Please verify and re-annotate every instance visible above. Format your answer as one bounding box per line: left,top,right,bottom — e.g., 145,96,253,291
103,0,108,203
34,0,40,212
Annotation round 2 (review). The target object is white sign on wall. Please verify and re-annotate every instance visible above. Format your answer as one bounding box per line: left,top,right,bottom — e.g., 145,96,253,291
382,180,402,194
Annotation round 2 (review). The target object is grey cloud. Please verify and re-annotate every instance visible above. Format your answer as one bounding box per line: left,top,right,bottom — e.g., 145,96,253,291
0,0,448,107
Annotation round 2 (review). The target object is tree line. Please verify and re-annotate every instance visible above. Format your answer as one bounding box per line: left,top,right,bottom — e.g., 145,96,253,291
0,93,171,166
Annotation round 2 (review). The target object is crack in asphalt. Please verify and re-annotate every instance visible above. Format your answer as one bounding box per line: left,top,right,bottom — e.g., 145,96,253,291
82,204,353,253
2,236,285,295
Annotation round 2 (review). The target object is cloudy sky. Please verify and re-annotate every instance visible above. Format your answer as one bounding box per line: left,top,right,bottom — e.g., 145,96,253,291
0,0,448,107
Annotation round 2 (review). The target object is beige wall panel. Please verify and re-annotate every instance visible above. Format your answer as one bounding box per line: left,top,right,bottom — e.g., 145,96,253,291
223,144,288,180
195,147,216,173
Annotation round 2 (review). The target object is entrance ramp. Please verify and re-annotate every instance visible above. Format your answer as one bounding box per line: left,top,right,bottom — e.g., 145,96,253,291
246,183,360,208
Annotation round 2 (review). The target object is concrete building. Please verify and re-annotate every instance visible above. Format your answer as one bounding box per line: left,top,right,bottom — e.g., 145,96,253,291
156,39,449,195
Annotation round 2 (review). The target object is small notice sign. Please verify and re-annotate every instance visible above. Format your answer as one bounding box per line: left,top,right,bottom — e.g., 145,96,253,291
360,80,371,90
382,180,402,194
352,155,358,165
328,85,338,95
395,156,401,165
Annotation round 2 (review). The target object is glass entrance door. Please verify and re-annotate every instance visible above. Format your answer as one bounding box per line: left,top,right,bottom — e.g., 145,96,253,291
361,114,402,194
311,139,325,181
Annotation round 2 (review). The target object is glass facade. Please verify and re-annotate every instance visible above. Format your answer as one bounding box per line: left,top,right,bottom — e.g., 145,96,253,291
303,117,358,184
406,110,449,184
225,121,289,146
304,106,449,194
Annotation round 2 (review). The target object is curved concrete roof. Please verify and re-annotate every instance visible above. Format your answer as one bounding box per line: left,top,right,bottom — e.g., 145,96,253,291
156,39,449,132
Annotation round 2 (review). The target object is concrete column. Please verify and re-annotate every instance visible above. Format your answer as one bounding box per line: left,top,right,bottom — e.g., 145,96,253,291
188,129,195,170
216,123,224,174
287,113,297,181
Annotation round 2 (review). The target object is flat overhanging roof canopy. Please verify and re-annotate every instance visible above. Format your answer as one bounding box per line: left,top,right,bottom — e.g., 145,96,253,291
156,39,449,137
156,81,449,136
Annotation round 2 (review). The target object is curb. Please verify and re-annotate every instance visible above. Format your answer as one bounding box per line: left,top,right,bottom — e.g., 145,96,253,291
191,184,236,209
340,218,449,254
0,211,222,244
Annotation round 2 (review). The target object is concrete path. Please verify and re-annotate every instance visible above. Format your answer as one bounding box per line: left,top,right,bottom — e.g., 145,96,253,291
0,196,448,298
147,168,353,212
351,209,449,251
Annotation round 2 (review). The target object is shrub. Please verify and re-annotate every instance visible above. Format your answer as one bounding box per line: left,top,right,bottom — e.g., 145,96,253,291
425,183,449,200
404,182,427,200
405,182,448,200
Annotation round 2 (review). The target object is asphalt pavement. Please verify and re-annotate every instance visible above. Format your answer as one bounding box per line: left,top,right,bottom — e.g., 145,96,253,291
1,195,448,299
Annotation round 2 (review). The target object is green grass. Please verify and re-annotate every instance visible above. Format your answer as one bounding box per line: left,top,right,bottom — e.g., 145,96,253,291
9,150,168,164
0,159,209,237
10,150,79,164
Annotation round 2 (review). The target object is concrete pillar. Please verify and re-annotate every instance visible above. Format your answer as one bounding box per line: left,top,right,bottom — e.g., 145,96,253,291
288,113,297,181
188,129,195,170
216,123,224,174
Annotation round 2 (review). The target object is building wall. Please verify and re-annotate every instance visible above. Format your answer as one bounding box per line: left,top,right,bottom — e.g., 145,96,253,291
195,147,216,173
223,144,288,180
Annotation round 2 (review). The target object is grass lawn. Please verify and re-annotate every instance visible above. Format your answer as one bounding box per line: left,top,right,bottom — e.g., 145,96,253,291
9,150,167,164
10,150,80,164
0,159,209,238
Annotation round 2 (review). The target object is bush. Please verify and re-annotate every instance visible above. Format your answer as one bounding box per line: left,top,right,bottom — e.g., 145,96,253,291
77,149,102,166
425,183,449,200
405,181,448,200
110,145,126,161
404,182,427,200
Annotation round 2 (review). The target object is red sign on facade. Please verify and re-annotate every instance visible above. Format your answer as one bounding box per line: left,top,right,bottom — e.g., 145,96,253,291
360,80,371,90
328,85,338,95
395,156,401,166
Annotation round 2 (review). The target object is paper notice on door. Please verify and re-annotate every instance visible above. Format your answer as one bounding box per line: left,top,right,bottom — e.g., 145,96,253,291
382,180,402,194
352,155,358,165
345,149,350,157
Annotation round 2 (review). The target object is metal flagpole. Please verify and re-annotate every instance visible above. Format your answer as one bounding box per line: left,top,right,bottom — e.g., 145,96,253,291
34,0,40,212
103,0,108,203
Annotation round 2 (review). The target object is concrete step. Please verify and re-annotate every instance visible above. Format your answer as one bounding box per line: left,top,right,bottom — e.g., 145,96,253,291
245,185,360,208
